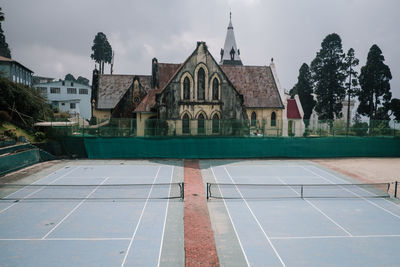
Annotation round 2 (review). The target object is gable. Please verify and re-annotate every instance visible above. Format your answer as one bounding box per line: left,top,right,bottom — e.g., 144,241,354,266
97,75,151,109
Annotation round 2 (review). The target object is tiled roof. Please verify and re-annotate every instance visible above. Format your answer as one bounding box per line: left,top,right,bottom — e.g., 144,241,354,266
287,99,302,119
158,63,181,89
97,74,151,109
221,65,283,108
134,89,161,112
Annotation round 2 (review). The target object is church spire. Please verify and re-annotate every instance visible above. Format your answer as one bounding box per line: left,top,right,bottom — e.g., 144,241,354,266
220,13,243,65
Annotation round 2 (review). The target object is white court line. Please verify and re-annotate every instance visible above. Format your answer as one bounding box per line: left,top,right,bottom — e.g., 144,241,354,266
224,167,286,267
270,234,400,240
120,166,161,267
210,166,250,267
275,177,353,237
302,166,400,221
41,176,111,240
157,166,174,267
0,166,78,214
0,237,131,241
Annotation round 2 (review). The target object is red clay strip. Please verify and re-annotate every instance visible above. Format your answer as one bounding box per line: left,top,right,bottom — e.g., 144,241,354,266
184,160,219,267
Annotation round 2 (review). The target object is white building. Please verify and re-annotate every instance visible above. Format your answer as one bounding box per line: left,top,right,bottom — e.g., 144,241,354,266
34,80,92,119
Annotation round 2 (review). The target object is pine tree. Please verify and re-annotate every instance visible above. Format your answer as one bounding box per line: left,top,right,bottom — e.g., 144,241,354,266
310,33,346,124
357,44,392,121
90,32,112,74
0,7,11,58
291,63,315,125
343,48,359,134
390,98,400,121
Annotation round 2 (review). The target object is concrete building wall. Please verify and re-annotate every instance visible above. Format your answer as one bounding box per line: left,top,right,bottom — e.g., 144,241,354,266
34,80,92,119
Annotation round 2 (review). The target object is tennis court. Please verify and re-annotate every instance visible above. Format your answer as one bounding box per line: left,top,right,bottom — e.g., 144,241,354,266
204,160,400,266
0,161,184,267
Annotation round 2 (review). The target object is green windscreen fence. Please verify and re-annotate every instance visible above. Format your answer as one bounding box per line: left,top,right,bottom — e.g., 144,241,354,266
81,137,400,159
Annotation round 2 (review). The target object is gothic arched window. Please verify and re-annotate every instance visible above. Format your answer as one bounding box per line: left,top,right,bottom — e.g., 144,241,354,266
183,77,190,100
212,78,219,100
197,68,205,100
251,112,257,127
271,112,276,127
212,114,220,134
198,114,205,134
182,114,190,134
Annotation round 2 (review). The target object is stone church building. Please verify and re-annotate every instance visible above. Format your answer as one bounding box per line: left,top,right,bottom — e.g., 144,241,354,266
91,16,304,136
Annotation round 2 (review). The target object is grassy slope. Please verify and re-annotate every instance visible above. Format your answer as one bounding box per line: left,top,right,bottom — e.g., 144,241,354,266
0,122,35,142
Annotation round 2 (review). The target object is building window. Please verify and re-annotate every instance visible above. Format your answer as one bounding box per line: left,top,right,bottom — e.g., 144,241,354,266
182,114,190,134
38,87,47,94
212,78,219,100
61,102,65,106
183,77,190,100
271,112,276,127
198,114,205,134
70,103,76,109
50,87,61,94
71,82,74,86
79,88,88,94
67,88,77,94
251,112,257,127
62,81,65,86
212,114,220,133
197,68,205,100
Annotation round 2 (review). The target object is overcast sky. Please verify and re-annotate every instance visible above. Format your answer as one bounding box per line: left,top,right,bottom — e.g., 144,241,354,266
2,0,399,98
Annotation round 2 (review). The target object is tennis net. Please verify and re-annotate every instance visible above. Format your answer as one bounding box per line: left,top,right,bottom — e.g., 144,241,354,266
206,182,393,199
0,182,184,201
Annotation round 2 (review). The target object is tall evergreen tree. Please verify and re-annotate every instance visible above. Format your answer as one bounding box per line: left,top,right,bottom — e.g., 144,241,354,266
0,7,11,58
291,63,315,125
357,44,392,121
343,48,359,133
310,33,346,123
90,32,112,74
390,98,400,121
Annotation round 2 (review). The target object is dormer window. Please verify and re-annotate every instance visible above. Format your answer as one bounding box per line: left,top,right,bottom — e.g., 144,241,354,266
230,47,235,60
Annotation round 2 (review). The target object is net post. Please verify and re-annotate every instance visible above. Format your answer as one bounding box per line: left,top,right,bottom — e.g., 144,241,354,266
181,182,184,200
301,185,304,199
395,181,398,198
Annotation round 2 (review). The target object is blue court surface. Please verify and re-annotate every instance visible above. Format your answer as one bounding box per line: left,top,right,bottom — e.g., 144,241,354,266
204,160,400,267
0,161,184,267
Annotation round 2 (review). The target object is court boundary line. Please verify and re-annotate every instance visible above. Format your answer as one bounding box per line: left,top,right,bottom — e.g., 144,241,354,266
275,177,353,236
302,166,400,221
223,166,286,267
0,166,78,214
41,176,111,240
120,166,161,267
157,166,174,267
0,237,131,241
270,234,400,240
210,165,250,267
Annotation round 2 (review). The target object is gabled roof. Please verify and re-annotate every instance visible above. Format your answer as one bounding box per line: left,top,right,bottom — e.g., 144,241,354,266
221,65,284,108
0,56,34,73
134,89,161,113
158,63,181,89
287,98,302,119
97,75,134,109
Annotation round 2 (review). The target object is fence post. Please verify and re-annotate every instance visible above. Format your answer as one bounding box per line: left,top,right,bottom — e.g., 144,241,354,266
395,181,398,198
301,185,304,199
